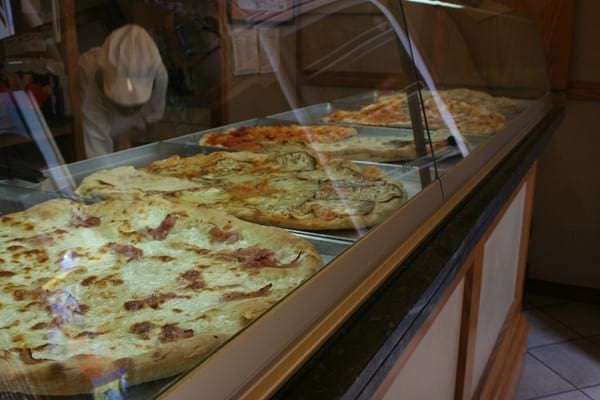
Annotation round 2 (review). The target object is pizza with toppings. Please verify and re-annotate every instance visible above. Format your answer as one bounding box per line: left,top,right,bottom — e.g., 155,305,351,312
299,130,450,161
76,150,408,230
0,197,322,395
198,124,449,162
322,88,516,135
200,124,357,152
323,94,412,127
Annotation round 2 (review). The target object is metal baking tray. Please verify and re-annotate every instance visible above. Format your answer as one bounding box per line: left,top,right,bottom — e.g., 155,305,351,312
273,105,497,156
164,120,430,219
43,142,210,191
165,117,418,146
265,103,488,152
33,138,430,243
265,95,524,151
163,115,463,167
161,118,438,240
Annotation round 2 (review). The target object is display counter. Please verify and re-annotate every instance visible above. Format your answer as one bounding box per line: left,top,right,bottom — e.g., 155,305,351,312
271,105,564,400
0,1,559,398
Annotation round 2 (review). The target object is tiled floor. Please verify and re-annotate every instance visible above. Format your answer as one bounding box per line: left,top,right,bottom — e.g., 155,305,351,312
513,294,600,400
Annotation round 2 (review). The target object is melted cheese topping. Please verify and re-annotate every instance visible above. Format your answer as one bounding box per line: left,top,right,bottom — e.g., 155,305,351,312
0,199,321,367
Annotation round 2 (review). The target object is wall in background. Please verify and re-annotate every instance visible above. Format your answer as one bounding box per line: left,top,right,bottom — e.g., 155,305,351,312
527,0,600,289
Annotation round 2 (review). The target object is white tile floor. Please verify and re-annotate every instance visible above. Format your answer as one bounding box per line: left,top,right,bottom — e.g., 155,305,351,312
513,294,600,400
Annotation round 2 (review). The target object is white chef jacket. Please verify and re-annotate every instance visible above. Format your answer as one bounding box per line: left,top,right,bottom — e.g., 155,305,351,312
79,47,168,159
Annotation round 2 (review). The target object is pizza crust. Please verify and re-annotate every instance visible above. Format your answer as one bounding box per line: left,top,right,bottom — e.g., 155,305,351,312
1,334,230,395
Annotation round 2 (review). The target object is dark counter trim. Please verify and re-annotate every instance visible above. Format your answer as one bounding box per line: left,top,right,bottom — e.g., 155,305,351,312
273,105,564,400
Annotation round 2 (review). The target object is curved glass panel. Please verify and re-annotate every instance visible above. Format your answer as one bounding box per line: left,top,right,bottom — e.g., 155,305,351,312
0,1,549,398
401,0,550,177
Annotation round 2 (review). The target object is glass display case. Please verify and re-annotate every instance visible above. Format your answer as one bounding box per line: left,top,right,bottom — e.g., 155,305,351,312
0,0,552,398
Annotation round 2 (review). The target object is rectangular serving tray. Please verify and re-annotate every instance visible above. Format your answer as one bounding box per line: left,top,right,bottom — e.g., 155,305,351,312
165,116,417,144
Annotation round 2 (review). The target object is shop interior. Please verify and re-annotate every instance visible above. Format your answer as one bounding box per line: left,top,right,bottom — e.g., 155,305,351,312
0,1,597,399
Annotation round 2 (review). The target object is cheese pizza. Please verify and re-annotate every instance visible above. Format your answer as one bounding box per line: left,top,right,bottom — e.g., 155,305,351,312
198,124,449,162
0,198,322,395
76,151,408,230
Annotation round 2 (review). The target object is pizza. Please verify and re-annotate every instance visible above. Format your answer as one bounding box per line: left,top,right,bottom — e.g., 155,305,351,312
199,124,357,152
435,88,518,115
323,94,412,127
76,150,408,231
298,134,449,162
0,197,322,395
322,88,515,135
198,124,449,162
418,90,508,135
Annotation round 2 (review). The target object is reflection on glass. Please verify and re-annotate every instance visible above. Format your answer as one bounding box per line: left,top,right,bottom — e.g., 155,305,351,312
0,0,550,398
402,0,549,173
0,0,15,39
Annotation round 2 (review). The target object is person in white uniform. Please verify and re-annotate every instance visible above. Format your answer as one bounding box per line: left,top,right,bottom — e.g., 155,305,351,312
79,24,168,158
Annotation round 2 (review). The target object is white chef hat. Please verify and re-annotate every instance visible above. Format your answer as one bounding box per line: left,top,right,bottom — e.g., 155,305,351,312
100,24,162,106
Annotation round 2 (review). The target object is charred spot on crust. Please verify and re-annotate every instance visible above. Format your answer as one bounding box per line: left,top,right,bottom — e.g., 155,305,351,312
75,331,105,339
81,276,97,286
153,255,175,262
31,322,48,330
158,323,194,343
185,281,204,290
180,270,201,281
129,321,156,340
124,293,178,311
124,300,144,311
